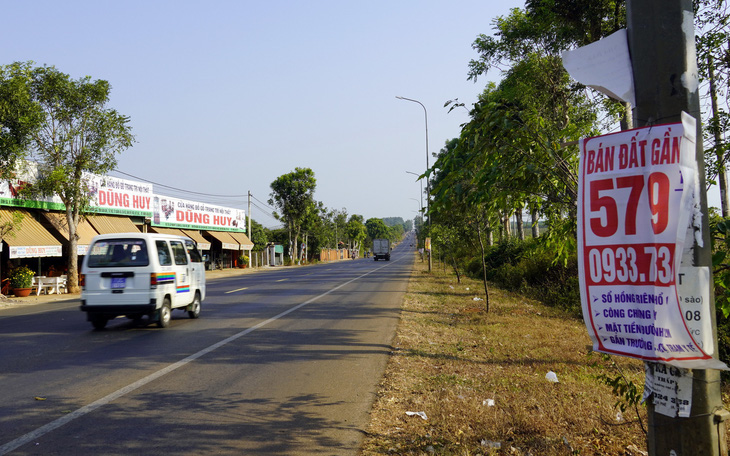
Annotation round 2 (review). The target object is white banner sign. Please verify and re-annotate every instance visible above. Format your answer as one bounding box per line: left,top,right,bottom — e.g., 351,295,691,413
578,113,726,370
86,174,154,217
152,195,245,232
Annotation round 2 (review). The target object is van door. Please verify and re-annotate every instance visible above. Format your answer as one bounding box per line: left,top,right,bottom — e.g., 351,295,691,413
169,240,192,307
185,239,206,301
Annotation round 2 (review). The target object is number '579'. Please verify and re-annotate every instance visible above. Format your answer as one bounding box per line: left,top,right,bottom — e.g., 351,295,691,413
589,173,670,237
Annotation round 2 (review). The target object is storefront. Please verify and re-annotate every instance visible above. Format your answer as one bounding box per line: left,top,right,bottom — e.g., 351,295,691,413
203,230,239,268
0,209,63,283
1,164,252,281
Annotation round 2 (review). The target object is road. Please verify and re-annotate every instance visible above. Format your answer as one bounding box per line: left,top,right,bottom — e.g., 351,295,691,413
0,238,415,455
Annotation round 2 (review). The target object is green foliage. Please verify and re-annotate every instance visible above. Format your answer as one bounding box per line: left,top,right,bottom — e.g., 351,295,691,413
248,218,270,251
0,62,44,180
9,266,34,289
468,238,581,313
365,218,390,241
268,167,317,262
0,62,134,293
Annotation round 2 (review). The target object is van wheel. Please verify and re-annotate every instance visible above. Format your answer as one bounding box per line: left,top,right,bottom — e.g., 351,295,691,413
91,315,108,330
157,298,172,328
187,292,201,319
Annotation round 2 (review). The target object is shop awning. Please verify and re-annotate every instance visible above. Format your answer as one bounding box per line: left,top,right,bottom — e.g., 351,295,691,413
204,231,238,250
86,215,140,234
228,231,254,250
180,229,211,251
42,212,99,255
150,227,187,236
0,209,63,258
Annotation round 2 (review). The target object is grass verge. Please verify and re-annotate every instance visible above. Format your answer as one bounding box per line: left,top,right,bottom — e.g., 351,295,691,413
360,256,730,455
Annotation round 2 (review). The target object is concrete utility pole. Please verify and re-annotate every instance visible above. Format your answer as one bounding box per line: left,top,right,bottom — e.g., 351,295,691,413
627,1,728,454
246,190,253,267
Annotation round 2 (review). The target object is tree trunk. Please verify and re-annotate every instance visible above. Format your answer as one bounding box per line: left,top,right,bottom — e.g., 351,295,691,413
531,206,540,238
515,209,524,241
475,222,490,312
502,211,510,241
66,207,80,293
708,53,730,218
451,254,461,284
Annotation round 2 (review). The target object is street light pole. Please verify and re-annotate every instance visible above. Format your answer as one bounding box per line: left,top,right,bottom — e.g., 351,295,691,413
397,96,432,272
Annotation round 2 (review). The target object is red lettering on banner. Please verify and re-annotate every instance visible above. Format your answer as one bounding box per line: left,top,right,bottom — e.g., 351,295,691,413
651,133,681,166
133,195,150,210
585,145,615,175
99,190,130,208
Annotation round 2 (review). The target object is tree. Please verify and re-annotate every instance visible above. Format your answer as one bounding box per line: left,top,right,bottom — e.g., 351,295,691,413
0,62,43,180
268,167,317,264
695,0,730,217
345,214,366,252
365,218,391,241
0,63,134,293
248,218,270,251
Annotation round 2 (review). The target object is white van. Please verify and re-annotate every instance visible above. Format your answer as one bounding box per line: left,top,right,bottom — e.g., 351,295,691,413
80,232,206,330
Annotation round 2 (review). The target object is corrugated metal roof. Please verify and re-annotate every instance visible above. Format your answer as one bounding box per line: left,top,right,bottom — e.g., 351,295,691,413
42,212,98,245
180,229,211,251
0,209,63,258
149,227,187,236
228,231,254,250
204,231,238,250
86,215,140,234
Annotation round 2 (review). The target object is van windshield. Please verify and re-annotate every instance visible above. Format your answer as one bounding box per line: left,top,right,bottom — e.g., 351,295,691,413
87,239,150,267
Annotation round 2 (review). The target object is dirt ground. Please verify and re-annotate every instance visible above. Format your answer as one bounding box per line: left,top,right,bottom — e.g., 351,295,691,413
360,256,730,455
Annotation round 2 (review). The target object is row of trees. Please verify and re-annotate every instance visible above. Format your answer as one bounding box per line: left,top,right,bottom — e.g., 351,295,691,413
265,167,410,263
423,0,730,312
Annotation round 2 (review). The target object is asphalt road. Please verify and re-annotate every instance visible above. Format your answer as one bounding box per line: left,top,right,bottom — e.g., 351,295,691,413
0,238,415,455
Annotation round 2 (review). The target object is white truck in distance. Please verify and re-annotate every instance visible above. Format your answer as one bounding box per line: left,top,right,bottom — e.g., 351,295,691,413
372,238,391,261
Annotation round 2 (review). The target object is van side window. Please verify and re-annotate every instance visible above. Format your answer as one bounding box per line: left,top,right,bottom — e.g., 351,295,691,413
156,240,172,266
185,240,203,263
171,241,188,265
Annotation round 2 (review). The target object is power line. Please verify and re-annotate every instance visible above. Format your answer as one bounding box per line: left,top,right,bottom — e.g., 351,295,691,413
112,169,248,198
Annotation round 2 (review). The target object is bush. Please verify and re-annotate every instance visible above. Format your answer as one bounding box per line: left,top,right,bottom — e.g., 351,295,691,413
9,266,34,289
466,239,581,315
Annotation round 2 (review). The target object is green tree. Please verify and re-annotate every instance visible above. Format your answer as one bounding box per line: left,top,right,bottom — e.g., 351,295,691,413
1,63,134,293
249,218,270,251
695,0,730,217
268,167,317,264
345,214,366,252
366,218,390,241
0,62,44,181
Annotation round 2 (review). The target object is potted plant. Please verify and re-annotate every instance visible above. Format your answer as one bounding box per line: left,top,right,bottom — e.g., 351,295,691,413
238,255,249,268
9,266,35,297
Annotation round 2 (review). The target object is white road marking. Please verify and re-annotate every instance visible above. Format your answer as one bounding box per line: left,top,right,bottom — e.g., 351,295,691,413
225,287,249,294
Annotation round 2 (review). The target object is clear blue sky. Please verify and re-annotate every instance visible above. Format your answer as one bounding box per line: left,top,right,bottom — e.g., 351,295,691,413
2,1,526,227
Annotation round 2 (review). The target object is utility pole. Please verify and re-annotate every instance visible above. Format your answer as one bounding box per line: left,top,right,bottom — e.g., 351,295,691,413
627,1,728,454
246,190,253,268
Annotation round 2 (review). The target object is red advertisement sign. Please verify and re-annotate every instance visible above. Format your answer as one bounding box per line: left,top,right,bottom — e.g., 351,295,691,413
578,113,726,370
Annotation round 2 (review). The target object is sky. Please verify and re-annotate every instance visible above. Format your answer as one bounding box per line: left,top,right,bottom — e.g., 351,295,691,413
0,0,527,227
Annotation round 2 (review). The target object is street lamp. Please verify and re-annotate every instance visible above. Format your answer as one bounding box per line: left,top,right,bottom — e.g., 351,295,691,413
397,95,431,272
409,197,422,214
405,170,423,213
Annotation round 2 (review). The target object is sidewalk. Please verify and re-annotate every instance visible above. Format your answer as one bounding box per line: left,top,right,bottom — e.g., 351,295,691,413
0,265,268,310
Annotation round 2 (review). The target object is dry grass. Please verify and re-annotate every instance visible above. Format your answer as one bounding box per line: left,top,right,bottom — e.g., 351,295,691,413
361,257,730,455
